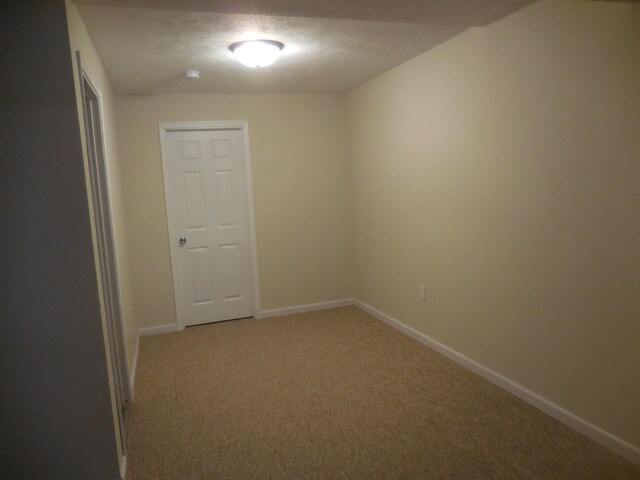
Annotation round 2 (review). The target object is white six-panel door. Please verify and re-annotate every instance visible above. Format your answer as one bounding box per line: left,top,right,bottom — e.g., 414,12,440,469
162,125,256,326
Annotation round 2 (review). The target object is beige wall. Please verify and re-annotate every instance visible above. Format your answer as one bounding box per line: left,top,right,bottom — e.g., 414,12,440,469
347,0,640,449
115,94,352,328
66,1,138,379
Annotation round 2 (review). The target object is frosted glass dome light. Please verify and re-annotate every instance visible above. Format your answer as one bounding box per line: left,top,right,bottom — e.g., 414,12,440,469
229,40,284,68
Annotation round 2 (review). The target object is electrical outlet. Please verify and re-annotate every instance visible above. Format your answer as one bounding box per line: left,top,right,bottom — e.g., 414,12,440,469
419,285,427,302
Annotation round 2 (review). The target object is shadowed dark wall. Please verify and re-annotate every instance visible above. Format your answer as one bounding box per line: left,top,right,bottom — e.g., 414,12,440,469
0,1,120,478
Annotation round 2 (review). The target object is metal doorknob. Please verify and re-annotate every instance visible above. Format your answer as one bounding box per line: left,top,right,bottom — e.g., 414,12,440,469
179,236,187,246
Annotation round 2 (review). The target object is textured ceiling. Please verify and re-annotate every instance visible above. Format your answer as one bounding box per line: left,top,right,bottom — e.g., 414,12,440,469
74,0,537,26
74,0,537,94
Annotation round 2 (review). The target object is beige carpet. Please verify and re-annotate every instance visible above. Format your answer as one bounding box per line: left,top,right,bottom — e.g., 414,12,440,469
126,306,640,479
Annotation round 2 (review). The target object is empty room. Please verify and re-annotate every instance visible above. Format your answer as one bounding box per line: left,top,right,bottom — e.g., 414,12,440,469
3,0,640,479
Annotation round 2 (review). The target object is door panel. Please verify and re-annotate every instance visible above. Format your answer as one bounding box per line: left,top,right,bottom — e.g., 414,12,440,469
189,247,213,304
165,128,254,326
213,171,236,227
183,173,206,228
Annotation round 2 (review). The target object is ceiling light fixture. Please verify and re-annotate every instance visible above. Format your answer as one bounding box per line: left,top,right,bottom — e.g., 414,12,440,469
229,40,284,68
184,70,200,79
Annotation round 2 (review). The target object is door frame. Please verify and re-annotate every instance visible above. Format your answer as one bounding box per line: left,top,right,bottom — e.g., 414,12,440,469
76,53,130,458
159,121,262,329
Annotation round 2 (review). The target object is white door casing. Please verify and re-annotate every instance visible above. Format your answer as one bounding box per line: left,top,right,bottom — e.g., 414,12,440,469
160,122,261,327
77,54,130,459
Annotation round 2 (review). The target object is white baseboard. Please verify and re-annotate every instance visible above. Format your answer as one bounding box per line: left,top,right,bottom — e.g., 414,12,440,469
119,454,127,479
139,323,181,337
353,299,640,465
261,298,355,318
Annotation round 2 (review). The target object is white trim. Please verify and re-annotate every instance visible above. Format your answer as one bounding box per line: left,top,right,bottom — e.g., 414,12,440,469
353,299,640,465
261,299,355,318
77,59,130,463
139,323,182,337
80,66,133,399
129,330,140,397
158,121,262,328
119,454,127,479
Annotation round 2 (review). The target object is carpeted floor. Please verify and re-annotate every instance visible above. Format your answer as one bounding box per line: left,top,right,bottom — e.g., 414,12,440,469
126,306,640,479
